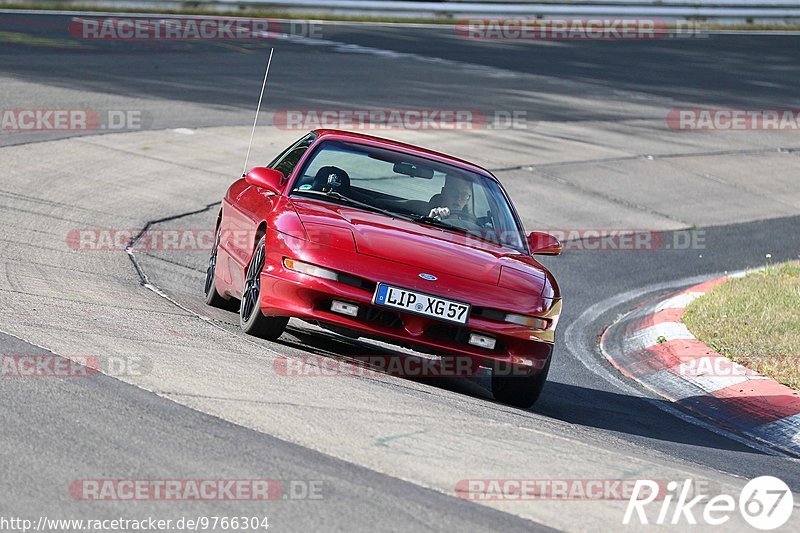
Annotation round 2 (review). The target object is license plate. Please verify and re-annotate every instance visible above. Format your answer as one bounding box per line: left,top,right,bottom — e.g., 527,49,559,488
373,283,470,325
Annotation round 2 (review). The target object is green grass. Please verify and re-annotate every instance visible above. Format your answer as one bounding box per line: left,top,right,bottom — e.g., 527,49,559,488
682,261,800,389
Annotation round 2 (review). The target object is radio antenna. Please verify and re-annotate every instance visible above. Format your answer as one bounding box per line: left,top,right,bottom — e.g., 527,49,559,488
242,47,274,177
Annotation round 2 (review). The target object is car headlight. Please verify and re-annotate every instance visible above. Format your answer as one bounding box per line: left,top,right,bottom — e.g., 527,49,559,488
283,258,338,281
504,313,549,330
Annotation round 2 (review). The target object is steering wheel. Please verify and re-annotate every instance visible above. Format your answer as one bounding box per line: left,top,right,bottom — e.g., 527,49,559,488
444,210,483,232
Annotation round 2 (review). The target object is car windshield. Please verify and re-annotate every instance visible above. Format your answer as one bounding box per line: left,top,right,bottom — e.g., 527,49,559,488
290,140,526,251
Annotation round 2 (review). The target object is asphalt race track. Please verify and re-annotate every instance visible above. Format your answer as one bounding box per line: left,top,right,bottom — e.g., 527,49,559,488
1,11,800,531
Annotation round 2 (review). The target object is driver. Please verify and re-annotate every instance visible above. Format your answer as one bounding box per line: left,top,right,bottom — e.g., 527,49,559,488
428,173,473,220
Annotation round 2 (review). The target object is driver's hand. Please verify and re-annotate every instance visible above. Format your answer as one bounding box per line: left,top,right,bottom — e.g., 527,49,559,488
428,207,450,220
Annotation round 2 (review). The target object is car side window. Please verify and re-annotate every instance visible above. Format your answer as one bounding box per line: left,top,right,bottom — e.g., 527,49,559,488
269,134,315,178
274,146,307,177
472,182,490,218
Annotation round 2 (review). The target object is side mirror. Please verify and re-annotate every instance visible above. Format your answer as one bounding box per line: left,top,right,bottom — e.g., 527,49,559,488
245,167,284,194
528,231,562,255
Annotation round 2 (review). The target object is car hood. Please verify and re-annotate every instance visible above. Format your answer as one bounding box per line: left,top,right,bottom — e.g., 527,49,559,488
291,198,546,292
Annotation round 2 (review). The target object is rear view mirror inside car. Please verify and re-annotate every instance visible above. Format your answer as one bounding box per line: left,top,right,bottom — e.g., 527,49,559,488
393,162,434,179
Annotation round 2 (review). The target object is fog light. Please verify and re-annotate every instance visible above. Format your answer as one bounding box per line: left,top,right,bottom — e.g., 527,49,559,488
331,300,359,317
469,333,496,350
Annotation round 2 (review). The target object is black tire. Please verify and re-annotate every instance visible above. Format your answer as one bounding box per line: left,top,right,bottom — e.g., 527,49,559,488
491,359,550,408
204,223,230,308
239,235,289,340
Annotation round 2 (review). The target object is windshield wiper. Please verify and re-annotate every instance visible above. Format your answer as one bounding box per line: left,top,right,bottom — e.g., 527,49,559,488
410,215,471,236
294,189,415,221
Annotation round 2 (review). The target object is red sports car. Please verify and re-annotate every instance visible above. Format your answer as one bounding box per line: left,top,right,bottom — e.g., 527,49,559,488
204,129,562,407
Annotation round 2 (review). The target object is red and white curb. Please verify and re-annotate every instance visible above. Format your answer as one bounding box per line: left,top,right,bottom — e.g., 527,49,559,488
601,272,800,456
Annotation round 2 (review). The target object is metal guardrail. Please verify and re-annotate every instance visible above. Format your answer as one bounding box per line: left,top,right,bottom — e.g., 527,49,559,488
209,0,800,20
8,0,800,21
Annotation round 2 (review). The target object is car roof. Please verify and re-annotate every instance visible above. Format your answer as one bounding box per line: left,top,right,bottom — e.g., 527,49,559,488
311,129,496,180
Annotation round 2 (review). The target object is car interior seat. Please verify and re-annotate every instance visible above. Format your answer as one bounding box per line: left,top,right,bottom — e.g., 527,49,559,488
312,166,351,195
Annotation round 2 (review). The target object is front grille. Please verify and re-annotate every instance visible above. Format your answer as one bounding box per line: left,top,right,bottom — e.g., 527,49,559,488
470,307,506,321
362,306,402,329
425,323,473,344
338,273,376,292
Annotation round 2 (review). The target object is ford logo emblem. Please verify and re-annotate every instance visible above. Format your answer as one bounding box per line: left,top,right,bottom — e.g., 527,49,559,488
418,273,437,281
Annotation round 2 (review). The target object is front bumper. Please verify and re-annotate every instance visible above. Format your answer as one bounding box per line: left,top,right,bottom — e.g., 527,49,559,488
260,229,559,371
